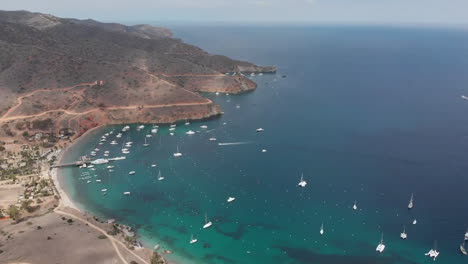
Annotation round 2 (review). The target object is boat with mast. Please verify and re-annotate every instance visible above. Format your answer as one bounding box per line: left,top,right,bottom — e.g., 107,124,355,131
460,241,467,255
400,226,407,239
353,201,358,210
376,233,385,253
143,137,150,147
320,223,324,235
408,193,414,209
425,241,440,260
203,213,212,229
190,234,198,244
173,146,182,157
298,173,307,187
157,170,164,181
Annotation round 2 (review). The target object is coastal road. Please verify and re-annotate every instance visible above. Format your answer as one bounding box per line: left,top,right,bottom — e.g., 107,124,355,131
54,206,149,264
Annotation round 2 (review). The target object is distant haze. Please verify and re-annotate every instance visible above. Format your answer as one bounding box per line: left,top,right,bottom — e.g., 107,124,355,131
3,0,468,27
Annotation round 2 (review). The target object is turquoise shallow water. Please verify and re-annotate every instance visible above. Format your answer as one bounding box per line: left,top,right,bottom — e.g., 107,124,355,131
59,26,468,264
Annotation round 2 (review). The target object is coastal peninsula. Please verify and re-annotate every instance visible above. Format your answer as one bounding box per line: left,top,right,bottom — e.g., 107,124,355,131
0,10,275,264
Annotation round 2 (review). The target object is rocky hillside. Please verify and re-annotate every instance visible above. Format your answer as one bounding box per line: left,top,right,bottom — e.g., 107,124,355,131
0,10,275,140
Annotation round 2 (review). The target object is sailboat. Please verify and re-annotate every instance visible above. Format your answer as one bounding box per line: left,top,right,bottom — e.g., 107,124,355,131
320,223,324,235
460,241,467,255
400,226,407,240
353,201,358,210
465,229,468,241
190,234,198,244
203,213,212,229
425,241,440,260
143,137,150,147
173,146,182,157
298,173,307,187
376,233,385,253
157,170,165,181
408,193,414,209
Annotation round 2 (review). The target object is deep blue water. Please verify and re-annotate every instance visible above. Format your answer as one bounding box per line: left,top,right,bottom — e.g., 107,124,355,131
59,26,468,264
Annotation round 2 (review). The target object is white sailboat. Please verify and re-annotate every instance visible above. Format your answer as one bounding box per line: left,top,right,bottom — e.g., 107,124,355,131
227,197,236,203
425,241,440,260
408,193,414,209
157,170,165,181
173,146,182,157
460,241,467,255
143,137,150,147
190,234,198,244
203,213,212,229
376,233,385,253
413,219,417,225
400,226,407,239
320,223,324,235
298,173,307,187
353,201,358,210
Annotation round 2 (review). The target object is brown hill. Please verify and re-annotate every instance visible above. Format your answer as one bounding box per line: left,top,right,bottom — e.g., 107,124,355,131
0,10,275,140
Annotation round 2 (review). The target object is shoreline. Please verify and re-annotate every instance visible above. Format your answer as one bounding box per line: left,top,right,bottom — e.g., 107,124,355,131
51,125,106,212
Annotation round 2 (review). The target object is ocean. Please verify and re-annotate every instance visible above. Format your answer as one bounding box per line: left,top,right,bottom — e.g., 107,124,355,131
58,25,468,264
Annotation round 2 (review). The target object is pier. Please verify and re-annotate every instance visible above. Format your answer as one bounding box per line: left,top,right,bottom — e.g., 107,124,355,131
51,156,91,168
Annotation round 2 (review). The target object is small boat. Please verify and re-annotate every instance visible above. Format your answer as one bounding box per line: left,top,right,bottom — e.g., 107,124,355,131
215,92,220,95
186,130,195,135
108,169,114,173
170,124,177,128
101,189,108,192
462,95,468,100
146,134,152,138
261,149,267,153
185,122,190,126
227,197,236,203
122,150,130,154
143,138,150,147
320,223,324,235
129,171,136,175
110,140,118,145
116,133,122,138
123,192,131,195
256,128,264,132
353,201,358,210
465,229,468,241
298,173,307,187
236,105,240,109
173,146,182,157
460,241,467,255
413,219,417,225
86,180,91,184
209,137,217,141
151,164,157,168
96,179,101,182
376,233,385,253
400,226,407,240
157,170,164,181
190,234,198,244
425,241,440,260
137,125,145,130
151,128,158,134
169,127,176,131
200,125,208,129
91,159,109,165
408,193,414,209
106,165,114,169
203,213,212,229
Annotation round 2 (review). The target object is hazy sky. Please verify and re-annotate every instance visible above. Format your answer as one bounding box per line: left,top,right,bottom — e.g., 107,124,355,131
3,0,468,26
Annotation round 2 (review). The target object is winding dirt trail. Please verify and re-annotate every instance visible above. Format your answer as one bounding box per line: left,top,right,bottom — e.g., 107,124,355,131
0,100,212,122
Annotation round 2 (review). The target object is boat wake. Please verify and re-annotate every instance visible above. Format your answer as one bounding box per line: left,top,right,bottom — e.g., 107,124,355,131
218,142,252,146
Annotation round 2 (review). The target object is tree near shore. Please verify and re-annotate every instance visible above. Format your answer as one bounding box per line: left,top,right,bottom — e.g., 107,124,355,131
7,205,21,221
